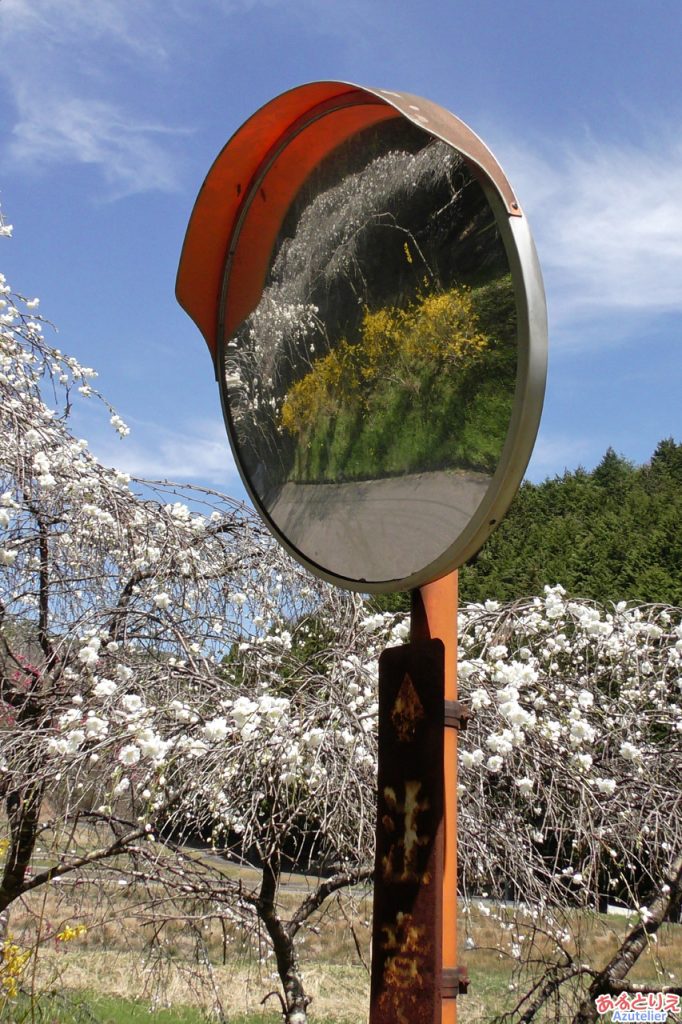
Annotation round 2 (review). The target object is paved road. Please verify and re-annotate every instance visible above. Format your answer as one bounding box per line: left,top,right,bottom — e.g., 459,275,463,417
266,468,492,582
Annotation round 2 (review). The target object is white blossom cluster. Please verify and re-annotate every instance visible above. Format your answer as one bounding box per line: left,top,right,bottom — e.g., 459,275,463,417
454,584,681,955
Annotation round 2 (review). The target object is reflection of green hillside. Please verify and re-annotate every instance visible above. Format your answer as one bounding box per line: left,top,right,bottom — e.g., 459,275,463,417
280,275,516,483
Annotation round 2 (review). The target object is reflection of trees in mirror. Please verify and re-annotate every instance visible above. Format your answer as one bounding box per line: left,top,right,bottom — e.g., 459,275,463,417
280,274,516,482
223,124,514,497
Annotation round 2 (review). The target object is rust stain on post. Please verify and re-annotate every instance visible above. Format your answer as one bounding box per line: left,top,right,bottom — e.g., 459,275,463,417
390,672,426,742
370,640,444,1024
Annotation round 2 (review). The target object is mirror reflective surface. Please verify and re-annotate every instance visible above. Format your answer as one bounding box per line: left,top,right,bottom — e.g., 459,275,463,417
220,117,517,584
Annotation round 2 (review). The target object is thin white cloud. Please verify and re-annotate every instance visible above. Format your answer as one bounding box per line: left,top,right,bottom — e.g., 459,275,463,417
0,0,168,58
0,0,184,196
500,134,682,344
0,0,376,196
90,417,242,490
169,0,369,25
8,93,187,197
524,433,594,482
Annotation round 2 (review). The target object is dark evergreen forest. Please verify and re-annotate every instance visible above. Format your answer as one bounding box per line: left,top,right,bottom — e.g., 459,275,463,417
379,438,682,609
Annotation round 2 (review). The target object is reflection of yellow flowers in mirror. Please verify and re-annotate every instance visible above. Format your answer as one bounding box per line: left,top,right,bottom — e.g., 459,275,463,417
0,838,9,858
1,938,32,999
281,285,489,438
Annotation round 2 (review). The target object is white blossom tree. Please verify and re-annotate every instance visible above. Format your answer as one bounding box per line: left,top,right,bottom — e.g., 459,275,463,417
0,215,386,1021
450,588,682,1022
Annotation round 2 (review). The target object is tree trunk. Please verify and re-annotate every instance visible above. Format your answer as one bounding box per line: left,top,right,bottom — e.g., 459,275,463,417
572,855,682,1024
257,855,310,1023
0,782,44,917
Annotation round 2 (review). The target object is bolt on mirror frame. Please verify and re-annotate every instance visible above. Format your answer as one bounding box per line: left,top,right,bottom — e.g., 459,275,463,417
176,81,548,594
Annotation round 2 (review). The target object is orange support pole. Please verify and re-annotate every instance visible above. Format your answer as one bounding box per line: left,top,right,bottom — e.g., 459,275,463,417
411,570,459,1024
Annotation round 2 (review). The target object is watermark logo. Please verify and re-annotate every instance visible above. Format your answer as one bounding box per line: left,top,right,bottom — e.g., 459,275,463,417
595,992,681,1022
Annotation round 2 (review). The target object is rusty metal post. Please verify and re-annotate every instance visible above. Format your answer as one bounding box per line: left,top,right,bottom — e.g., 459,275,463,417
370,569,466,1024
411,570,461,1024
370,639,445,1023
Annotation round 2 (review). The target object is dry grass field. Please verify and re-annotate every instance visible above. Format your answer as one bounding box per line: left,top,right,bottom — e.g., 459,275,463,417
2,817,680,1021
4,869,680,1022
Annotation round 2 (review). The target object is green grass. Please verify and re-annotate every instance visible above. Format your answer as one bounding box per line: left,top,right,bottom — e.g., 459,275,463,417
2,991,202,1023
287,275,517,484
1,992,358,1024
294,363,514,482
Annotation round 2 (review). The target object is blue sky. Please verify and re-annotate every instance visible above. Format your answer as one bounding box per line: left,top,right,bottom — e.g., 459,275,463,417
1,0,681,499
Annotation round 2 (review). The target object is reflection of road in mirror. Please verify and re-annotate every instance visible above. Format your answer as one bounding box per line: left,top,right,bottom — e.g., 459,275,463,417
265,469,491,582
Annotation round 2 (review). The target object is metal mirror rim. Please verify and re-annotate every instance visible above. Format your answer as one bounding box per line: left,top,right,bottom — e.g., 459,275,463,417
213,85,548,593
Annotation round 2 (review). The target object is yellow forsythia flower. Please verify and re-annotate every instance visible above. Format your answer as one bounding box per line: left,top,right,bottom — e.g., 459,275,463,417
1,937,32,999
56,923,87,942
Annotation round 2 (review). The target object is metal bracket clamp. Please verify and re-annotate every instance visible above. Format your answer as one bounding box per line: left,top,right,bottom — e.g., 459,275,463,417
444,700,472,731
442,966,470,998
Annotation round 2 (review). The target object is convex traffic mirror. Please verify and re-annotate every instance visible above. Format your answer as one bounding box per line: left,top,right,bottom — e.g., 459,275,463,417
176,82,547,592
